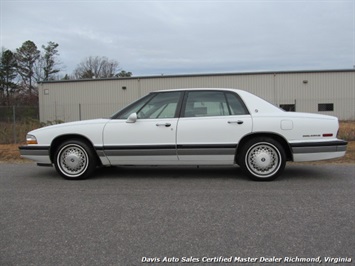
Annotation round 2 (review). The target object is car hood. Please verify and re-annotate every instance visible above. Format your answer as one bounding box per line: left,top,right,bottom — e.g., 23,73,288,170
25,118,112,146
31,118,111,133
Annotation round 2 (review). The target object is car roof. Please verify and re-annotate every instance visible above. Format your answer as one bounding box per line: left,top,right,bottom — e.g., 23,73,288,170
156,88,243,93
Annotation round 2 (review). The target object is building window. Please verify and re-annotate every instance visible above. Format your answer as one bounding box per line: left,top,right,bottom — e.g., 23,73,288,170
318,103,334,111
280,104,295,112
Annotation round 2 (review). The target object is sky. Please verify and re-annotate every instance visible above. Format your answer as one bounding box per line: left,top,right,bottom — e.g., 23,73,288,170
1,0,354,77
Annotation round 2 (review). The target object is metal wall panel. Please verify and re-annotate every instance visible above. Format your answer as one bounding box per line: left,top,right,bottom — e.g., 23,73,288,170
275,72,355,119
39,70,355,122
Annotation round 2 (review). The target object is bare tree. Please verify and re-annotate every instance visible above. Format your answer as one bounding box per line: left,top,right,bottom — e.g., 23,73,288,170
73,56,121,79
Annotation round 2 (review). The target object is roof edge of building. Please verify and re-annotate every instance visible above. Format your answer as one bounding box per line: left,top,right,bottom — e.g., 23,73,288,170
39,68,355,84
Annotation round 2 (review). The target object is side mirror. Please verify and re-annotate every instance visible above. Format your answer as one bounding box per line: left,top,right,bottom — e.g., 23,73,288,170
126,112,137,123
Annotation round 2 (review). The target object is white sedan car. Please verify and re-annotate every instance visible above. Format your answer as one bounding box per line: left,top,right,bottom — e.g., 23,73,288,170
19,88,347,181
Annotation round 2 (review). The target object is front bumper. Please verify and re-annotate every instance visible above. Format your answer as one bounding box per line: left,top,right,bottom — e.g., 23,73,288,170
19,145,52,165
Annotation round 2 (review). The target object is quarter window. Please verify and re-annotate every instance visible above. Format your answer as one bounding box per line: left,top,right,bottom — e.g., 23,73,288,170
225,92,249,115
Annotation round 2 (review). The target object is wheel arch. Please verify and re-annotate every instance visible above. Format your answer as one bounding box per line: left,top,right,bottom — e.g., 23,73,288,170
49,134,102,166
236,132,293,163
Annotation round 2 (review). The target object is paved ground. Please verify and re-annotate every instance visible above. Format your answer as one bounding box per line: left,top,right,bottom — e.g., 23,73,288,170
0,163,354,266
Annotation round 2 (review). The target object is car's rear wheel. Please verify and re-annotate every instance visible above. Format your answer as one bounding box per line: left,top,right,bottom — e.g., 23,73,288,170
54,139,97,180
239,137,286,181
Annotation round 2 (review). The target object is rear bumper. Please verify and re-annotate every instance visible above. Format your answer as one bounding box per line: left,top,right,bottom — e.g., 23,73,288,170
19,145,52,165
290,140,348,162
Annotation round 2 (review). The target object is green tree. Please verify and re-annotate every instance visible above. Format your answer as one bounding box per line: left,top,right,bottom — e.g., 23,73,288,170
15,40,40,97
0,49,18,105
116,70,132,78
42,41,60,81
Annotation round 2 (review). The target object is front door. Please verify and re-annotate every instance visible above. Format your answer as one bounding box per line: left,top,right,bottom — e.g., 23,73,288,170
103,91,182,164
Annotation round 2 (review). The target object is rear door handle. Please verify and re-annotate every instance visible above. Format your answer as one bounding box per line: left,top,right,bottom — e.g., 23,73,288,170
156,123,171,127
228,120,244,125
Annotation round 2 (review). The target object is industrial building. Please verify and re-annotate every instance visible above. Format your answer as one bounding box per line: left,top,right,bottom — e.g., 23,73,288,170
38,69,355,122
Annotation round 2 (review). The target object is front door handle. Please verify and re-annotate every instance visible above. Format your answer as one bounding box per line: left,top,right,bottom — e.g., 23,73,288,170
228,120,244,125
156,123,171,127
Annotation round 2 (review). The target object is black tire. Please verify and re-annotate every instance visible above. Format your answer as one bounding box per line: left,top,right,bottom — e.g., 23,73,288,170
238,137,286,181
54,139,97,180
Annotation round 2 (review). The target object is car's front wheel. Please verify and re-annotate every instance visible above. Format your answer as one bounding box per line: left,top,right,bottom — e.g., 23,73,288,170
239,137,286,181
54,139,97,180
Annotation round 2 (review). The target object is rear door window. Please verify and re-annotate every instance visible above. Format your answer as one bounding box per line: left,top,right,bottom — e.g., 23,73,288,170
183,91,249,117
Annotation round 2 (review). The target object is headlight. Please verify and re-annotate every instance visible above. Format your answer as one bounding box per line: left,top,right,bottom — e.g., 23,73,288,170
26,134,38,144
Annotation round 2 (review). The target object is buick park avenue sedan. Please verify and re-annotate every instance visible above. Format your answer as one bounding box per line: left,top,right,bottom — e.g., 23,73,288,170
19,88,347,181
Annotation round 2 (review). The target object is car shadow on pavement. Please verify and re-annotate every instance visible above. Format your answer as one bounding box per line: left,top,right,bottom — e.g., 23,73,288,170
92,164,334,182
32,163,344,182
92,165,250,181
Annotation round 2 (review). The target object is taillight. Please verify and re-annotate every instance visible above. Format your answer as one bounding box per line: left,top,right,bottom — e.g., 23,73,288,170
322,133,333,137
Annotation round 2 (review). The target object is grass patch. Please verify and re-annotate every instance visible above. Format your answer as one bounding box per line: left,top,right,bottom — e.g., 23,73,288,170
0,119,64,144
0,144,26,163
338,121,355,141
0,119,41,144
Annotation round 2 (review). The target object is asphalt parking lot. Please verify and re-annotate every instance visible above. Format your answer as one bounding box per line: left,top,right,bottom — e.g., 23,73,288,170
0,163,354,266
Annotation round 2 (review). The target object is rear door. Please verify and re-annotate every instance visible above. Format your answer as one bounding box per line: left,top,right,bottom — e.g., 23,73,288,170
176,90,252,163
